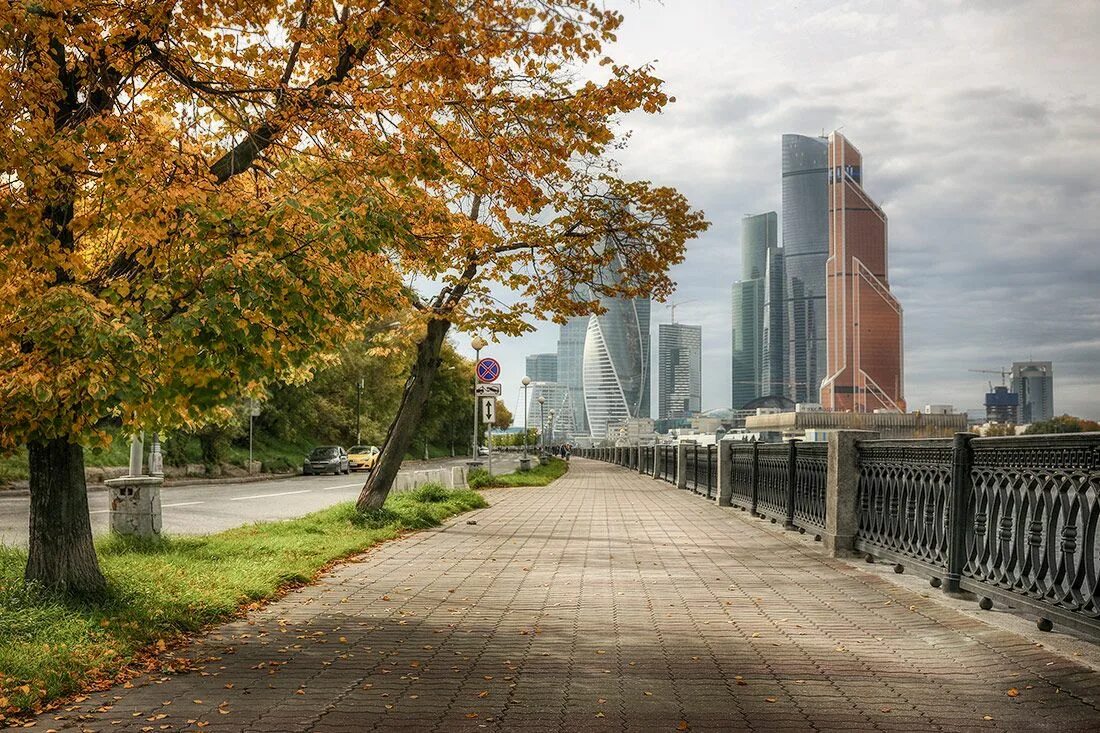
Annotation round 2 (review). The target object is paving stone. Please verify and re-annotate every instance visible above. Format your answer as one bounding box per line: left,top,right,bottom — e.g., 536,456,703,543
13,460,1100,732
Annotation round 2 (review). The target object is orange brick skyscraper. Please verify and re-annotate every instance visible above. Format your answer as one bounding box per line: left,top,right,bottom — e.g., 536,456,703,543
820,132,906,412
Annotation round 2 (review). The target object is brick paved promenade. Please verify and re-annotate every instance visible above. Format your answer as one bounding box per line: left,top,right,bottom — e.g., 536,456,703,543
28,460,1100,732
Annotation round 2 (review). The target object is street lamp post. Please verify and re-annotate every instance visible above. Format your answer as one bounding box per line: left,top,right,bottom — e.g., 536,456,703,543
537,395,545,453
356,378,364,445
521,377,531,459
470,335,487,460
548,409,556,454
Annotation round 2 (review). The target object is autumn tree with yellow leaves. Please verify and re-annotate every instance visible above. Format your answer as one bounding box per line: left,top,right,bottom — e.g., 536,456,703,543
0,0,706,595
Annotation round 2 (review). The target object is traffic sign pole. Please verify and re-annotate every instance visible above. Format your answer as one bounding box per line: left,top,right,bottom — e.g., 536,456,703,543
485,398,495,477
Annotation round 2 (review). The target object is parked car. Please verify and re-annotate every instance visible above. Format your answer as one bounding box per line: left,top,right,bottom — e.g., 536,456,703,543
348,445,380,472
478,445,489,456
303,446,349,475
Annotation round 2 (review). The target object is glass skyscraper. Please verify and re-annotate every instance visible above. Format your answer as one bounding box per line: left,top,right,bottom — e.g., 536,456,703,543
820,132,905,412
556,317,589,435
732,212,781,409
782,134,829,404
659,323,702,419
525,353,558,383
1011,361,1054,424
582,245,651,439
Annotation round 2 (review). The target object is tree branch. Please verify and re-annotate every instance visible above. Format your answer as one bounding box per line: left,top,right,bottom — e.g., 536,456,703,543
209,0,390,184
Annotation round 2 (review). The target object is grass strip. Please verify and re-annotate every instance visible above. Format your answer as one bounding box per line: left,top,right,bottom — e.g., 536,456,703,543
468,456,568,488
0,484,486,716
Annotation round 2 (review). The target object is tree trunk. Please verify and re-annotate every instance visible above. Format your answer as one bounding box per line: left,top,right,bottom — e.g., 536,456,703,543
357,318,451,511
25,438,107,597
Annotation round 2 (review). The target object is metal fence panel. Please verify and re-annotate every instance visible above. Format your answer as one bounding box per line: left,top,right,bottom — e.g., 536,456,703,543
756,443,790,522
729,444,755,509
661,446,677,483
855,439,954,573
793,443,828,531
961,434,1100,631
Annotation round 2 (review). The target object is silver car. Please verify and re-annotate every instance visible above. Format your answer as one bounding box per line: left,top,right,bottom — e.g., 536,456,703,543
303,446,350,475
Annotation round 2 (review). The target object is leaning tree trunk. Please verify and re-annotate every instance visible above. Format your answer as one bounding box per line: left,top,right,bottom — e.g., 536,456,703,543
25,438,107,596
357,318,451,511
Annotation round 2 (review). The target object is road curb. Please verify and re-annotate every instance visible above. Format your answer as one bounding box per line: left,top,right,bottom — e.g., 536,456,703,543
0,471,300,499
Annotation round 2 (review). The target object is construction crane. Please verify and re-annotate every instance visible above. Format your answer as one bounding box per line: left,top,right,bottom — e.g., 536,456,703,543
969,368,1010,392
667,299,696,324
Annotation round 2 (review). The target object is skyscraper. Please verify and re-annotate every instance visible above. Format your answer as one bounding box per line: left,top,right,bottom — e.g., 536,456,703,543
820,132,906,413
556,317,589,435
1011,361,1054,424
659,323,702,419
761,245,786,404
528,382,577,441
582,247,651,439
731,211,780,408
782,134,829,404
525,353,558,383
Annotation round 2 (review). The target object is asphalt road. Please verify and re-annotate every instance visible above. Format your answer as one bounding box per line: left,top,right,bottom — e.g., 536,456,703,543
0,454,519,549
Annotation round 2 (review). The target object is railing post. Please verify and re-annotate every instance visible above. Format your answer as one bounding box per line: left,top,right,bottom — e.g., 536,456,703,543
784,439,798,530
692,444,700,492
717,439,733,506
637,445,646,475
944,432,975,595
653,444,662,479
824,430,878,557
750,441,760,515
677,441,691,490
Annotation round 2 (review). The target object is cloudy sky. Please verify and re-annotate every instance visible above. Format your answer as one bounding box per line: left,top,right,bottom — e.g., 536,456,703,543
470,0,1100,425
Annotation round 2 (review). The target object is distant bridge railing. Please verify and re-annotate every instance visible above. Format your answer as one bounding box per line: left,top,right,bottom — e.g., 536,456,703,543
578,431,1100,640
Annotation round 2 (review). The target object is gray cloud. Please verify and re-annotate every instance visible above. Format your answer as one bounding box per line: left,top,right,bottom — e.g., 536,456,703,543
479,0,1100,423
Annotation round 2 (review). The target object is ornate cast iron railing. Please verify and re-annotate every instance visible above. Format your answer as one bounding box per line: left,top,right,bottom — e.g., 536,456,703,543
855,432,1100,638
960,434,1100,634
728,443,755,510
792,443,828,532
855,439,954,574
684,443,698,491
704,444,718,499
687,444,717,498
660,445,677,483
755,443,791,523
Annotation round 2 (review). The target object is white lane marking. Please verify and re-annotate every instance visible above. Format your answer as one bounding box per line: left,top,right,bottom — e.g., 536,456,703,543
229,490,312,502
162,501,205,508
321,483,363,491
90,509,110,514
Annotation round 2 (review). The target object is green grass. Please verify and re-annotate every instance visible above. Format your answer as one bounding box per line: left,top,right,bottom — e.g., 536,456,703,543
223,434,315,474
0,484,487,714
468,457,568,488
0,440,133,484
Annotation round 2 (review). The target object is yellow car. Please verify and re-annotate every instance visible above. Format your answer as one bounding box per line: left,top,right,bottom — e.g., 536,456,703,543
348,445,380,472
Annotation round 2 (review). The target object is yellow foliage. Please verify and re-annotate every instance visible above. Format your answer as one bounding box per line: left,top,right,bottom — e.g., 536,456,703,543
0,0,706,452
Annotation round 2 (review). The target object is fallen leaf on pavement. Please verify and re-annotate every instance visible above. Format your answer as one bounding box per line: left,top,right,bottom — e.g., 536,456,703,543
1007,688,1019,697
